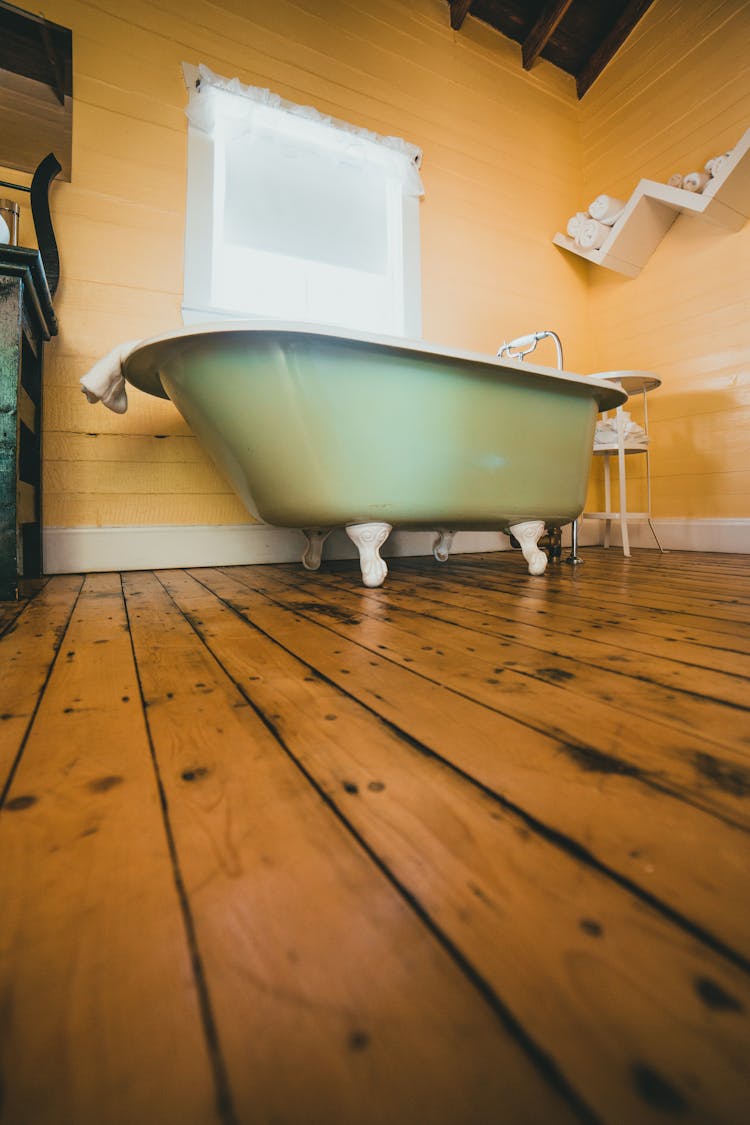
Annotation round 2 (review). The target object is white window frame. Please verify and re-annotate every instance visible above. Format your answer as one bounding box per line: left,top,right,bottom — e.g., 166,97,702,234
181,68,422,338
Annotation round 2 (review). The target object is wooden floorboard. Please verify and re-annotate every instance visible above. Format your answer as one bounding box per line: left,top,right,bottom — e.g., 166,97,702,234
0,575,83,791
0,574,219,1125
0,601,25,638
204,564,750,943
1,548,749,1123
221,566,749,829
350,568,750,694
123,569,568,1124
259,564,750,742
448,557,750,638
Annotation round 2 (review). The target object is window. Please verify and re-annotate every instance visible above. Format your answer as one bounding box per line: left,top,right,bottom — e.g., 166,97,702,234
182,65,423,337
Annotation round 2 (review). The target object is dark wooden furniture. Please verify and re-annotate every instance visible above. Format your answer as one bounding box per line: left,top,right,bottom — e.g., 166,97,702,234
0,245,57,600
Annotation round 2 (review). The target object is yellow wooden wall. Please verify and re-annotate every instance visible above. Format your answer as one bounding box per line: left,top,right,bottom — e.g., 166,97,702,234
578,0,750,519
6,0,748,533
3,0,590,530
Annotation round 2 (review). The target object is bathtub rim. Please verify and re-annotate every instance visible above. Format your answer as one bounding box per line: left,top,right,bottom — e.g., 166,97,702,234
122,320,628,412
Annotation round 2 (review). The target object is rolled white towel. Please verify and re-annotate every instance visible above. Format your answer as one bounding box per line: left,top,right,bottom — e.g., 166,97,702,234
566,211,587,239
667,173,684,188
705,151,732,177
682,170,710,193
576,217,610,251
594,414,648,448
80,340,141,414
588,194,626,225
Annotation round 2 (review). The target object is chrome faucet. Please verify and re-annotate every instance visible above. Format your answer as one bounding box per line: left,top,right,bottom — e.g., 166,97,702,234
497,330,564,370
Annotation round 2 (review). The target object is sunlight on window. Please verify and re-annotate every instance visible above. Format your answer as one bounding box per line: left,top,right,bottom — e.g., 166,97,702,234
182,66,423,337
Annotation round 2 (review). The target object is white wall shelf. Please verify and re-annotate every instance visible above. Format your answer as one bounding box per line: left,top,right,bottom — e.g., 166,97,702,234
553,127,750,278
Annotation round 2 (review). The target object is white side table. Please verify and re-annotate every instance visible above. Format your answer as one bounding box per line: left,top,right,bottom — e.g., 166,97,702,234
583,371,663,557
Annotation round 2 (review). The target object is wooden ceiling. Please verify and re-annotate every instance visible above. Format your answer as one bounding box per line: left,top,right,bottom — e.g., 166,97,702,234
448,0,656,98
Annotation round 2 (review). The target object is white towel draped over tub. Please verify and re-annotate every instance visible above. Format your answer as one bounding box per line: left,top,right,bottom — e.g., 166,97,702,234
80,341,141,414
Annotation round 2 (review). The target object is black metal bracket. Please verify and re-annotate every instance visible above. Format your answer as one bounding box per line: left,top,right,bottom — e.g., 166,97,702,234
30,153,61,298
0,151,61,299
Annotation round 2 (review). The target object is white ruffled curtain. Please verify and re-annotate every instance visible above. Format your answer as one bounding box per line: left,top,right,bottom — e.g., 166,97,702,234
182,63,423,334
184,63,424,197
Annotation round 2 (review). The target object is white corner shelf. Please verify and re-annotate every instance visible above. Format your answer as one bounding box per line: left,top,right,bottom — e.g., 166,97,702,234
553,126,750,278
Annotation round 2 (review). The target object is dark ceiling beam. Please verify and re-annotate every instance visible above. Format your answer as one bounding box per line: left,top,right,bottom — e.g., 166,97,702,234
576,0,656,98
449,1,472,31
522,0,575,71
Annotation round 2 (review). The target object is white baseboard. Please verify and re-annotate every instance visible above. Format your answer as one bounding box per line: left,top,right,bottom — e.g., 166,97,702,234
43,524,511,575
579,517,750,553
42,518,750,575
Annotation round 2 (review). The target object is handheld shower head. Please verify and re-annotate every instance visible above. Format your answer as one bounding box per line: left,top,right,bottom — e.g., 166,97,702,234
498,330,564,370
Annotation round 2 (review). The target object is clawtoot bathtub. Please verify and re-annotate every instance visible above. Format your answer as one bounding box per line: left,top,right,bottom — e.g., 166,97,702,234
123,323,626,587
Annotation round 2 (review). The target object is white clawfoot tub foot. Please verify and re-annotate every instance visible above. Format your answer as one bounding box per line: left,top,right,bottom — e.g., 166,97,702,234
433,529,455,563
508,520,548,576
345,522,392,587
301,528,332,571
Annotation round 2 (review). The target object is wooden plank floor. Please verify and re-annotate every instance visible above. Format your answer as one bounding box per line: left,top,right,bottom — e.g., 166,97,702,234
1,547,749,1124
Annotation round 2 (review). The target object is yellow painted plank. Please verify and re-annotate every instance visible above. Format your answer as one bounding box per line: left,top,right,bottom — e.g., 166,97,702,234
70,142,187,212
583,11,750,176
73,72,186,134
44,460,233,496
581,0,741,128
82,0,579,137
54,184,184,235
653,474,750,520
50,295,183,362
45,386,189,437
652,422,750,476
578,0,749,527
590,276,748,342
45,432,210,464
53,212,184,294
43,492,252,528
